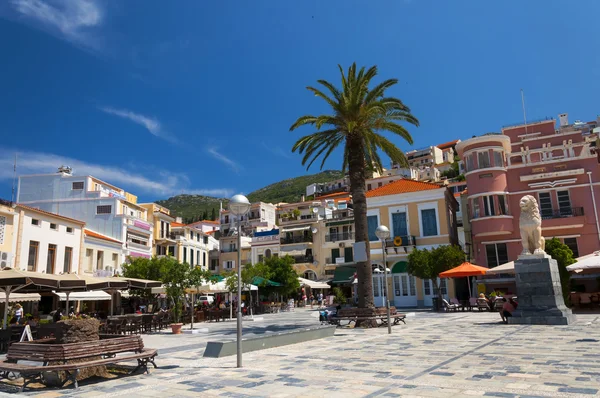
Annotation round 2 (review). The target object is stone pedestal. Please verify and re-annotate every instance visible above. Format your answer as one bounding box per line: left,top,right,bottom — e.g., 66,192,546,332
508,254,575,325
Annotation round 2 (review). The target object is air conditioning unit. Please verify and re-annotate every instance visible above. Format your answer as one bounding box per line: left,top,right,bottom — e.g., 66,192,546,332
339,242,345,248
0,251,12,269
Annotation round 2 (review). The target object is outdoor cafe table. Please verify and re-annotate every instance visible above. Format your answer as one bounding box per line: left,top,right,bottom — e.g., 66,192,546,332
206,309,228,322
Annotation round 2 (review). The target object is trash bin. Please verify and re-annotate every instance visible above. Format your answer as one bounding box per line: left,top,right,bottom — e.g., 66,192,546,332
431,297,441,312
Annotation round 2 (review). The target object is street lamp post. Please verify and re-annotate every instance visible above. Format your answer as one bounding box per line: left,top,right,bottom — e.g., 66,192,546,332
376,225,391,335
229,194,251,368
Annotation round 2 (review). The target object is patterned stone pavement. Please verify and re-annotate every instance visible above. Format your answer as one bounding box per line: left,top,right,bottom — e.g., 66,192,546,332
1,309,600,397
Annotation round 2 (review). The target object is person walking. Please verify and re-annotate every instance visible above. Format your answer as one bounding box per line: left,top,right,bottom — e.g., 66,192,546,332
14,304,23,324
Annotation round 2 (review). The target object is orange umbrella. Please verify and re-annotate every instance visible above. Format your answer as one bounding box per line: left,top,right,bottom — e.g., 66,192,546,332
439,262,488,278
439,262,488,298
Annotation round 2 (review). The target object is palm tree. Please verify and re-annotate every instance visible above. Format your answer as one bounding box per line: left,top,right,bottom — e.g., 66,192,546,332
290,63,419,309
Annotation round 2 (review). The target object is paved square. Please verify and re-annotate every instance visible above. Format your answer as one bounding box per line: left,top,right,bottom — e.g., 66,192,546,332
1,309,599,397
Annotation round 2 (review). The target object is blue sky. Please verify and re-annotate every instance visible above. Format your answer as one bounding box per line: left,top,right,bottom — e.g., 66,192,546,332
1,1,599,202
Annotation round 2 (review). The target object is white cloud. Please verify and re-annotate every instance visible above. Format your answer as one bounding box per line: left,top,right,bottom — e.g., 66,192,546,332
0,148,233,198
10,0,103,49
207,147,239,172
261,142,291,159
99,106,178,144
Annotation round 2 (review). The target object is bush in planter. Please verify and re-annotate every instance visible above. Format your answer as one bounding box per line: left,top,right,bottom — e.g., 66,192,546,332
333,287,347,305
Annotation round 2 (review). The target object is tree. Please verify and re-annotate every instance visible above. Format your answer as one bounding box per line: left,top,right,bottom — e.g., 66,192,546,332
159,257,193,324
407,245,465,302
121,257,163,301
202,210,208,221
224,262,271,314
210,208,217,221
290,63,419,309
267,256,300,297
545,238,575,304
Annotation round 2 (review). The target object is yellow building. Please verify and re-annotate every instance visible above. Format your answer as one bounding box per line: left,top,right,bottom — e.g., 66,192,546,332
0,199,18,268
343,179,459,308
140,203,176,257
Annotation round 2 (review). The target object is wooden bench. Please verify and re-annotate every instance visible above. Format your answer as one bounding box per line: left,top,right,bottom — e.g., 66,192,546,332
330,307,406,327
0,335,157,392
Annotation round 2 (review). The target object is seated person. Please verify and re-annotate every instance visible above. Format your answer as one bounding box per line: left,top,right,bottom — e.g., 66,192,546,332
500,297,518,324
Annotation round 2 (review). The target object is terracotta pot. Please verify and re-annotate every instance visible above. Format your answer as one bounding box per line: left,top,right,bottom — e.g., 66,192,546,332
170,323,183,334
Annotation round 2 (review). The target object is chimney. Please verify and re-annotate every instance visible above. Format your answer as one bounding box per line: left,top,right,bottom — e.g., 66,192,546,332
57,165,72,175
176,217,182,223
559,113,569,127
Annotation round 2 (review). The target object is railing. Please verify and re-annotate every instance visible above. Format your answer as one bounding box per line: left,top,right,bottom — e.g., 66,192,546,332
126,241,148,250
541,207,584,220
384,235,416,247
280,235,313,244
502,117,554,128
325,232,355,242
280,214,316,223
293,256,313,264
220,247,238,253
325,257,350,265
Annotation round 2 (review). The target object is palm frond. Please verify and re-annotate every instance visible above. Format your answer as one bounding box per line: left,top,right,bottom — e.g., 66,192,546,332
317,79,342,102
306,86,340,112
290,115,317,131
365,79,398,104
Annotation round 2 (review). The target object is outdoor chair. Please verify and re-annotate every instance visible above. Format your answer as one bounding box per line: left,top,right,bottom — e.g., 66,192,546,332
141,314,154,333
126,317,142,335
469,297,478,310
0,329,11,353
477,298,491,311
580,293,592,308
442,299,460,312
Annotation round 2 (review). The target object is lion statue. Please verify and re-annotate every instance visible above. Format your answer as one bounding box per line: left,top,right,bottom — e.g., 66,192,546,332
519,195,545,255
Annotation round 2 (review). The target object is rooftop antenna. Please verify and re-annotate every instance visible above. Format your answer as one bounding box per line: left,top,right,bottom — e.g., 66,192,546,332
11,153,17,204
521,88,528,135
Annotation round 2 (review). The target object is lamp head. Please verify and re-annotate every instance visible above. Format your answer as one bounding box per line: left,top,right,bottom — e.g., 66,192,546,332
228,194,251,216
375,225,390,240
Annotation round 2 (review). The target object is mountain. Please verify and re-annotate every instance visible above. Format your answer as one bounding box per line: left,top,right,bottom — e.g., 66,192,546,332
156,170,343,223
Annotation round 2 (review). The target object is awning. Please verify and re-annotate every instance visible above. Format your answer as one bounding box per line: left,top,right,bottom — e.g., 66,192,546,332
486,261,515,275
439,262,489,278
332,265,357,284
298,277,330,289
54,291,112,301
567,252,600,274
280,250,305,257
151,285,166,294
325,220,353,227
0,293,41,303
252,276,282,287
392,261,408,273
281,226,310,232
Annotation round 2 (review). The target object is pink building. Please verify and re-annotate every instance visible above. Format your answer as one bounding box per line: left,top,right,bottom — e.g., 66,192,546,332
456,115,600,270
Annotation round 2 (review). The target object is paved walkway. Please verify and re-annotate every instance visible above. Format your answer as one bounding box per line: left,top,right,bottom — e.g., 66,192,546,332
2,309,600,397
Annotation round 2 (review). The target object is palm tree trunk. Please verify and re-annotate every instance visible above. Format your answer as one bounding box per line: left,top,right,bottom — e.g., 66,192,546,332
346,137,374,309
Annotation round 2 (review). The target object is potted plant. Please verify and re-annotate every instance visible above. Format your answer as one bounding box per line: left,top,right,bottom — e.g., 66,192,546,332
159,257,190,334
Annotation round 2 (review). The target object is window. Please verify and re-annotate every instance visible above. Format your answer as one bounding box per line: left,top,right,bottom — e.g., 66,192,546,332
190,231,194,240
564,238,579,258
46,244,56,274
409,276,416,296
423,280,431,296
439,278,448,295
96,205,112,215
478,151,491,168
183,248,187,263
27,241,39,271
344,247,353,263
196,250,200,265
31,219,40,226
538,192,553,218
486,243,508,268
557,190,572,216
190,249,194,266
493,151,504,168
63,247,72,273
465,153,475,172
203,236,209,244
258,255,264,263
66,226,73,234
401,275,408,296
168,246,175,256
483,196,495,217
265,249,272,258
210,259,218,271
392,212,408,237
367,184,372,191
72,181,84,190
367,215,379,241
472,200,481,219
50,223,57,230
421,209,438,236
112,253,119,267
86,249,93,271
378,182,383,188
96,251,104,270
331,248,340,262
373,277,381,297
202,252,206,266
498,196,507,215
224,261,234,269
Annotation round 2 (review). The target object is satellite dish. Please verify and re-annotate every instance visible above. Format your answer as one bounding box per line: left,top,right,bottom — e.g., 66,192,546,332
311,227,318,234
312,207,319,214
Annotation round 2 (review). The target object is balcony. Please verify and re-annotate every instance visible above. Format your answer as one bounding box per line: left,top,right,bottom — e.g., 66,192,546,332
384,236,416,247
280,235,313,245
292,256,313,264
126,241,149,251
471,216,514,237
158,230,176,240
279,214,317,224
325,257,352,265
541,207,584,220
220,247,239,253
325,232,355,242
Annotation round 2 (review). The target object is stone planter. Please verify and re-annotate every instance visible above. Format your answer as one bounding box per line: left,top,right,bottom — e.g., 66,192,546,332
170,323,183,334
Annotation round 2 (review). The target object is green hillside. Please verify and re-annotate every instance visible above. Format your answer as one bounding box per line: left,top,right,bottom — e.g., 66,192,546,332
156,170,344,223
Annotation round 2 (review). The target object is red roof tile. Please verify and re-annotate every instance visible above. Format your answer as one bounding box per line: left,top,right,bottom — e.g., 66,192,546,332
366,179,442,198
316,192,350,199
171,222,185,227
437,140,459,150
84,229,121,244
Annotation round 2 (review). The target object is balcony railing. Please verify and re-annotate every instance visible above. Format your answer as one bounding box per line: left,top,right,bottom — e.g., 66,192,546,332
220,247,238,253
541,207,584,220
126,241,148,250
292,256,313,264
384,235,416,247
325,232,355,242
325,257,351,265
280,235,313,244
279,214,317,223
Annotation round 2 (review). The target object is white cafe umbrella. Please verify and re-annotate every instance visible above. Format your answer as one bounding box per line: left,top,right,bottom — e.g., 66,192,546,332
566,252,600,274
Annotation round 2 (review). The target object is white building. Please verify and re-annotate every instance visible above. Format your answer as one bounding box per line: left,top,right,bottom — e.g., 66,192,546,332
170,222,216,270
83,229,123,276
251,229,280,264
17,168,153,272
188,219,220,234
14,204,84,274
